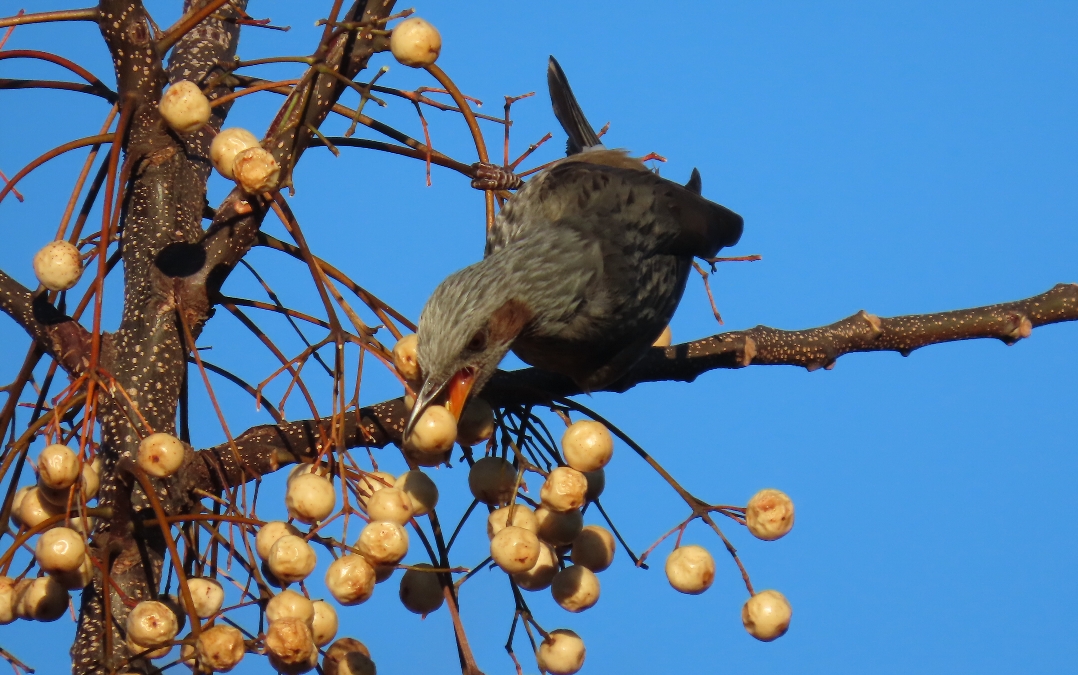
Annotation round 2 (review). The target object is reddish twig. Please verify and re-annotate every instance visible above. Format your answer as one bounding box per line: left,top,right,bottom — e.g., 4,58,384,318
209,78,301,109
0,50,109,89
155,0,231,54
0,168,22,202
424,65,494,232
509,132,552,171
0,133,113,205
692,261,725,326
0,8,98,29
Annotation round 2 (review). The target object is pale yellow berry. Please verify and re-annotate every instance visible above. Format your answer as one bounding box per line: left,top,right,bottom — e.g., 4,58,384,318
390,17,441,68
0,577,16,624
232,146,280,193
406,405,457,455
570,525,615,572
10,486,31,527
33,240,82,292
665,544,715,595
745,489,795,541
256,521,301,560
512,542,558,591
127,636,170,660
262,559,286,589
365,487,413,526
287,462,329,483
324,554,376,606
395,470,438,516
35,526,85,573
357,471,395,503
37,444,80,489
126,600,179,648
652,325,672,347
583,468,605,502
268,534,317,584
51,554,93,590
537,629,586,675
486,504,538,540
551,565,600,613
210,127,260,179
535,507,583,546
456,397,494,446
468,456,516,505
18,486,63,529
312,600,338,646
266,617,318,674
391,334,421,382
742,589,792,642
196,624,245,672
187,577,224,618
68,515,95,535
180,638,196,667
267,588,314,627
286,473,336,524
356,521,409,566
490,526,541,574
160,80,211,133
540,467,587,512
561,421,613,472
81,458,101,500
402,439,450,468
15,577,72,624
137,432,185,478
36,483,76,511
159,594,188,633
398,563,444,616
323,638,375,675
36,480,75,508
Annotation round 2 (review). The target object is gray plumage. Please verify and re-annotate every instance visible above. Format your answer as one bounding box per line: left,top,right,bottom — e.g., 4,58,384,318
409,57,743,434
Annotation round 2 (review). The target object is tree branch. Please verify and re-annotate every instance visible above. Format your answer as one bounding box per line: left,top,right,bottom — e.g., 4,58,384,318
0,269,92,374
192,0,396,301
194,283,1078,491
486,282,1078,402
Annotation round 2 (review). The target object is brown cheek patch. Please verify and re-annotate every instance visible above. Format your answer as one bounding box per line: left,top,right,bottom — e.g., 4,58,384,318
489,299,533,343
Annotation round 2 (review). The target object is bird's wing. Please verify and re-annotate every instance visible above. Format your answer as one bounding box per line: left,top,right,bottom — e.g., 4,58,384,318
548,56,603,156
495,161,743,260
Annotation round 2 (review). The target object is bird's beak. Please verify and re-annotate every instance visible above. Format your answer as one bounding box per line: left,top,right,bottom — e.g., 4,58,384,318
444,367,476,419
404,367,476,441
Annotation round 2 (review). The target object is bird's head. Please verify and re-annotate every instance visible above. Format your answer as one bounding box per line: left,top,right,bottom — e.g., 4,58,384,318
405,263,533,439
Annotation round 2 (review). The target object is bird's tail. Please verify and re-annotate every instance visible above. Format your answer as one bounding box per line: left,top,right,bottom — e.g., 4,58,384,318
548,56,603,155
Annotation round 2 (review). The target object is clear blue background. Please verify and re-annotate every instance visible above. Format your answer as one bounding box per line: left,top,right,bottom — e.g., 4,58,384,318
1,2,1075,674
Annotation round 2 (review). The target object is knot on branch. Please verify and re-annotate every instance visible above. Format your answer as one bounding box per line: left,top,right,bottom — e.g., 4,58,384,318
1000,313,1033,345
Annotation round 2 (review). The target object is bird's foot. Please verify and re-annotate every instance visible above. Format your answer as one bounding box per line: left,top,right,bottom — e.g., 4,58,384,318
470,162,524,191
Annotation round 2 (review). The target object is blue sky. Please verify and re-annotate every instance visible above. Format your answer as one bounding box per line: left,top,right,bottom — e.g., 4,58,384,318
1,2,1076,674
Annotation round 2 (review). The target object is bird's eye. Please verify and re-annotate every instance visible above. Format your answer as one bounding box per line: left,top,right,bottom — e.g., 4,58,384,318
466,331,487,352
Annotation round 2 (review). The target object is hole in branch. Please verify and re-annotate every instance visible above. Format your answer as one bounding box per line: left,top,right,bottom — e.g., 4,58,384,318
155,242,206,278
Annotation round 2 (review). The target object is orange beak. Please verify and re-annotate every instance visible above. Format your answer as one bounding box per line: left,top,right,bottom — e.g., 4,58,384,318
444,367,476,420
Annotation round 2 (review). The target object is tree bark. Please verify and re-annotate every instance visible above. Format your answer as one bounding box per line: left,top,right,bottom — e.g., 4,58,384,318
191,283,1078,494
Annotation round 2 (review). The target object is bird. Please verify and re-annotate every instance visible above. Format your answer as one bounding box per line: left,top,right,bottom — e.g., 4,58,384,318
405,56,744,436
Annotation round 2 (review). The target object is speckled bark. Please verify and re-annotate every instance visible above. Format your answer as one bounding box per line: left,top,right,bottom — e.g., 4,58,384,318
195,284,1078,482
0,271,93,374
73,1,246,672
57,2,395,672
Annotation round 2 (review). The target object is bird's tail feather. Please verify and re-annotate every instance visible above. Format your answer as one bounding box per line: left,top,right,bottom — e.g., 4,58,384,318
685,168,702,194
548,56,602,156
